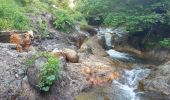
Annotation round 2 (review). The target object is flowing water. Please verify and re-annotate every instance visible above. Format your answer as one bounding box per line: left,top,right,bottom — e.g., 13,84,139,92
76,27,160,100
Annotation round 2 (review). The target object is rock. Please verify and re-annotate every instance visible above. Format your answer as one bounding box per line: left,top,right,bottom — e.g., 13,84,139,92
143,49,170,62
52,48,66,58
17,69,25,78
79,36,108,56
80,25,97,36
143,61,170,95
59,56,67,69
19,76,37,100
114,46,143,57
27,57,47,88
67,33,87,48
97,35,106,49
63,49,79,63
0,44,25,99
86,16,104,26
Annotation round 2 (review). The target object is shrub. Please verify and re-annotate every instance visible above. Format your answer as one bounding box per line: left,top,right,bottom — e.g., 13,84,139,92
26,52,60,92
53,10,74,32
0,1,30,30
0,19,12,30
36,18,50,38
13,12,30,30
159,38,170,48
38,52,60,92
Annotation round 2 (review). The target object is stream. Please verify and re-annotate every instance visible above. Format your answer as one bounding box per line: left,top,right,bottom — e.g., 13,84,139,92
76,27,163,100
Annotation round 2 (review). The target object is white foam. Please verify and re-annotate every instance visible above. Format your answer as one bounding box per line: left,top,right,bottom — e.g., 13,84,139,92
112,69,150,100
106,49,130,60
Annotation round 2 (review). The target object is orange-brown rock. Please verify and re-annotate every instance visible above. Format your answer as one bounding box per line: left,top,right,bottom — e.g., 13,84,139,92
82,67,119,86
10,33,23,52
10,31,33,52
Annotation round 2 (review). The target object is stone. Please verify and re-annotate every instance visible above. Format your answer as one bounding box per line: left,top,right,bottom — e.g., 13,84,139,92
143,61,170,95
79,36,108,56
27,57,47,88
63,48,79,63
52,48,66,58
80,25,97,36
67,33,87,48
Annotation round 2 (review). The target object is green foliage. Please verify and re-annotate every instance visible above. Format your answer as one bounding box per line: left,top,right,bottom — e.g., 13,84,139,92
0,19,12,30
104,12,163,32
38,52,60,92
159,38,170,48
36,18,50,38
0,0,30,30
53,10,74,32
76,0,170,49
77,0,170,32
26,52,60,92
41,0,69,9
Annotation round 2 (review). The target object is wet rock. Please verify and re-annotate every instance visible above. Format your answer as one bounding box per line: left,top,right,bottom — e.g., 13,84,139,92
143,49,170,62
114,46,143,57
97,35,106,49
82,66,119,86
143,61,170,95
80,25,97,36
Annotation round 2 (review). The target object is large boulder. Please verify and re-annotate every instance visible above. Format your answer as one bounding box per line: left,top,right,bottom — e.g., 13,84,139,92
79,36,108,57
52,48,79,63
63,48,79,63
0,43,27,99
52,49,66,58
67,33,87,48
143,61,170,95
143,49,170,62
27,57,47,88
80,25,97,36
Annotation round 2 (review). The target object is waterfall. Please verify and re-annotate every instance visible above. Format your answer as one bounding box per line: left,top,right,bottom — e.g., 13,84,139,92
97,27,114,49
97,27,150,100
111,68,150,100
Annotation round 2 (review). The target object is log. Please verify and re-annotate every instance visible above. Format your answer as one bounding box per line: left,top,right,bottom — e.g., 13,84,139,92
0,32,11,43
0,43,17,49
0,31,27,43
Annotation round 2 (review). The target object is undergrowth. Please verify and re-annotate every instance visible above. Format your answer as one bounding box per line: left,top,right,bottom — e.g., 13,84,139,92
26,52,60,92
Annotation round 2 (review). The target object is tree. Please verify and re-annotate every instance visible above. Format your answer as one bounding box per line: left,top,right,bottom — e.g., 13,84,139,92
76,0,170,49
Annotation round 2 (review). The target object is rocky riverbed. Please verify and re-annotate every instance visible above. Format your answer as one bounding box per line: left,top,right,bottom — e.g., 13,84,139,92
0,27,170,100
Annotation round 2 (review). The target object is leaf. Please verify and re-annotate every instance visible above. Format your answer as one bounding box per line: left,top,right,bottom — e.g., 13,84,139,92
47,75,56,81
42,86,50,92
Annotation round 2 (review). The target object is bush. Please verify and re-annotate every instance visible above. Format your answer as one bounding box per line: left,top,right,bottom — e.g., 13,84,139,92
53,10,74,32
0,1,30,30
36,18,50,38
26,52,60,92
159,38,170,48
0,19,12,30
38,52,60,92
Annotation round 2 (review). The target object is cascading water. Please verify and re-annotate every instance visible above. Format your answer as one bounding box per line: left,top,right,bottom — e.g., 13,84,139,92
76,27,151,100
97,27,134,61
97,27,114,49
97,27,151,100
111,68,150,100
